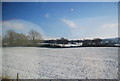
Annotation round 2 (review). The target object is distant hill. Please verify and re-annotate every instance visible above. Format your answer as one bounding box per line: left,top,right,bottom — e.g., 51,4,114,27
103,37,120,41
102,37,120,45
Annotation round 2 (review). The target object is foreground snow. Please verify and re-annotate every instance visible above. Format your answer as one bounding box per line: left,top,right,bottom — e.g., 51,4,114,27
2,47,118,79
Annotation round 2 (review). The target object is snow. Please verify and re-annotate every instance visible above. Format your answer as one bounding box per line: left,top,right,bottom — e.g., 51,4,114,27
2,47,118,79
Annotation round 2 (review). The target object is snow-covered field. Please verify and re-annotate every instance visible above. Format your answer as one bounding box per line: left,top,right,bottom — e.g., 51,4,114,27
2,47,118,79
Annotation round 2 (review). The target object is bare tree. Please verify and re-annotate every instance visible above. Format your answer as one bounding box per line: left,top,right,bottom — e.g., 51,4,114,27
3,29,29,46
5,30,16,46
28,29,43,44
56,37,68,47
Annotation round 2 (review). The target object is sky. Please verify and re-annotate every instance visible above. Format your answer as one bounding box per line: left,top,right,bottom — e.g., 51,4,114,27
2,2,118,39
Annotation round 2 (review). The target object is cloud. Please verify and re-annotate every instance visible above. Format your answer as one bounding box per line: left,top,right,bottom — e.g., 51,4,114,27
70,8,74,12
62,18,78,28
43,36,60,40
102,23,118,28
44,13,49,18
2,19,46,38
3,21,25,30
94,23,118,38
69,16,118,39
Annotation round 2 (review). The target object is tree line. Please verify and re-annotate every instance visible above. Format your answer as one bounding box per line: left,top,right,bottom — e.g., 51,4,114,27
43,38,119,47
2,29,119,47
43,38,103,47
2,29,43,47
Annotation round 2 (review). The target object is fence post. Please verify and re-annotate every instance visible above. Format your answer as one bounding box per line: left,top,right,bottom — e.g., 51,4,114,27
17,73,19,81
97,78,99,81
